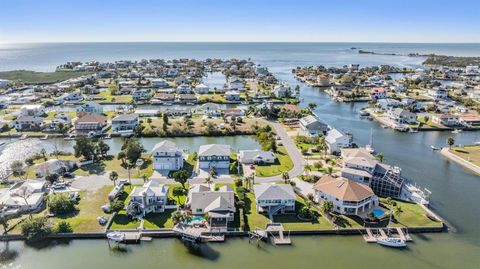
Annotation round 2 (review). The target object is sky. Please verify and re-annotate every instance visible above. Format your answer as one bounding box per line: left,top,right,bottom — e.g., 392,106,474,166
1,0,480,43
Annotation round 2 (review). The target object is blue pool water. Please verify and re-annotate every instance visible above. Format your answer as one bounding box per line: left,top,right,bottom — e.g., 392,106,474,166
372,209,385,218
187,216,204,224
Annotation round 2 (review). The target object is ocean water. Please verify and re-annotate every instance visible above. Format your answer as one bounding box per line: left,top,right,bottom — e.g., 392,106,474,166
1,42,480,72
0,42,480,268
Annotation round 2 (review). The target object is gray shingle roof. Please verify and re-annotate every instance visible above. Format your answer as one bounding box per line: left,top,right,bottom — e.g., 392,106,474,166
253,184,296,201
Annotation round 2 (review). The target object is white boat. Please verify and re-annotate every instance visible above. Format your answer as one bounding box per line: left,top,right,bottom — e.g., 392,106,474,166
106,231,125,242
431,145,440,150
377,238,406,248
474,141,480,145
452,129,462,134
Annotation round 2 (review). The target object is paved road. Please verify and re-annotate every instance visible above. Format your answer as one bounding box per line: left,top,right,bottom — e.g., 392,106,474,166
255,120,306,182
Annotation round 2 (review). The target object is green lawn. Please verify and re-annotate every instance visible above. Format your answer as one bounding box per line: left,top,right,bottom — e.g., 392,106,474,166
109,210,141,229
73,154,154,178
243,192,270,230
8,186,116,234
0,70,92,84
144,210,175,229
379,198,443,228
198,94,226,102
272,198,334,230
98,90,132,103
255,146,293,177
450,145,480,167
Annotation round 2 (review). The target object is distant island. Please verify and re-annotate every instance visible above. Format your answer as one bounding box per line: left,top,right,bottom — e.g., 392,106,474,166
351,48,480,67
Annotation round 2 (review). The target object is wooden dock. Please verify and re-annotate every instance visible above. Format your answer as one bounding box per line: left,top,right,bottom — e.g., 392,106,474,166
362,228,413,243
123,232,141,243
265,223,292,245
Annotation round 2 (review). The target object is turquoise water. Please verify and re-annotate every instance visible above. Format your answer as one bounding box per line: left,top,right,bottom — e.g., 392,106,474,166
372,209,385,218
187,216,205,224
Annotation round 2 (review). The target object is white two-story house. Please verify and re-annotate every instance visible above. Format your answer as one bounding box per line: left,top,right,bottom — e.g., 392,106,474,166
127,180,169,218
198,144,231,171
151,140,184,172
253,184,296,215
111,114,139,134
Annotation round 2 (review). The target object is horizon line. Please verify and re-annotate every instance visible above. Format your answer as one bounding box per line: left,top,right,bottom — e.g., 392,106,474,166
2,41,480,45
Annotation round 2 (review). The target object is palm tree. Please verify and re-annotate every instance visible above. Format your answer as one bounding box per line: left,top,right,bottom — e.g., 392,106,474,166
141,173,149,183
204,176,212,187
321,201,333,216
304,164,312,176
326,166,333,176
172,186,184,206
376,152,384,162
10,161,25,180
447,137,455,148
109,171,119,186
282,172,290,183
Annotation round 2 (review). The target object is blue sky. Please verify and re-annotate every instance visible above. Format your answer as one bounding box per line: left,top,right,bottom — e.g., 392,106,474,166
1,0,479,43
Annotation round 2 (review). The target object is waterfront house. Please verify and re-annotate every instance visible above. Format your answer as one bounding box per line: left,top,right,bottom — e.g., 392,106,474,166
431,114,460,126
176,83,192,94
387,108,417,124
341,148,404,198
152,93,175,102
74,112,108,136
325,128,352,155
272,85,290,98
238,149,276,164
200,103,222,117
223,108,246,117
127,179,169,217
0,180,47,216
313,175,378,215
299,115,328,137
14,115,43,131
227,77,244,90
34,159,76,178
253,184,296,215
194,83,210,94
151,78,168,88
198,144,231,172
428,87,448,100
177,94,197,103
186,184,235,232
459,114,480,127
111,114,139,134
55,91,83,104
77,101,103,115
132,88,152,101
19,104,45,117
225,90,241,101
316,74,330,86
165,108,192,116
370,87,387,100
151,140,184,172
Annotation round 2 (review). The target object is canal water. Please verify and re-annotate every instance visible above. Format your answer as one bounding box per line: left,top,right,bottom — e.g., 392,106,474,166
0,43,479,268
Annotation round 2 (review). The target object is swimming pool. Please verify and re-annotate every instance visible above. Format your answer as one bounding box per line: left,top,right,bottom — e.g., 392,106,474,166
371,209,385,218
187,216,204,224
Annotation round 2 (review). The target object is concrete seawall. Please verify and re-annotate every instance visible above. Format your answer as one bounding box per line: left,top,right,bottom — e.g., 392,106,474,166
440,147,480,176
0,225,445,242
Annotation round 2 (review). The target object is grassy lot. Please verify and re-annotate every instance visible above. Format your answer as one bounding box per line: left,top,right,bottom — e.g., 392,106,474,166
417,116,444,128
109,210,141,229
98,90,132,103
198,94,226,102
0,70,92,84
141,117,266,136
73,154,154,178
8,186,114,234
255,146,293,177
167,183,188,205
450,145,480,167
379,198,443,228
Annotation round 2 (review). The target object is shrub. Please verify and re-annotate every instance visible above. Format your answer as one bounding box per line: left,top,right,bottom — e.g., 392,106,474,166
110,200,125,212
55,221,73,233
48,193,76,215
234,178,243,187
21,217,53,241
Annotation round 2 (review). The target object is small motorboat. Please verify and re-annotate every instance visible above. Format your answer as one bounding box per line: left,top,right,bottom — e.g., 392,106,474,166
106,231,125,242
377,237,407,248
452,129,463,134
359,110,370,117
431,145,440,150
